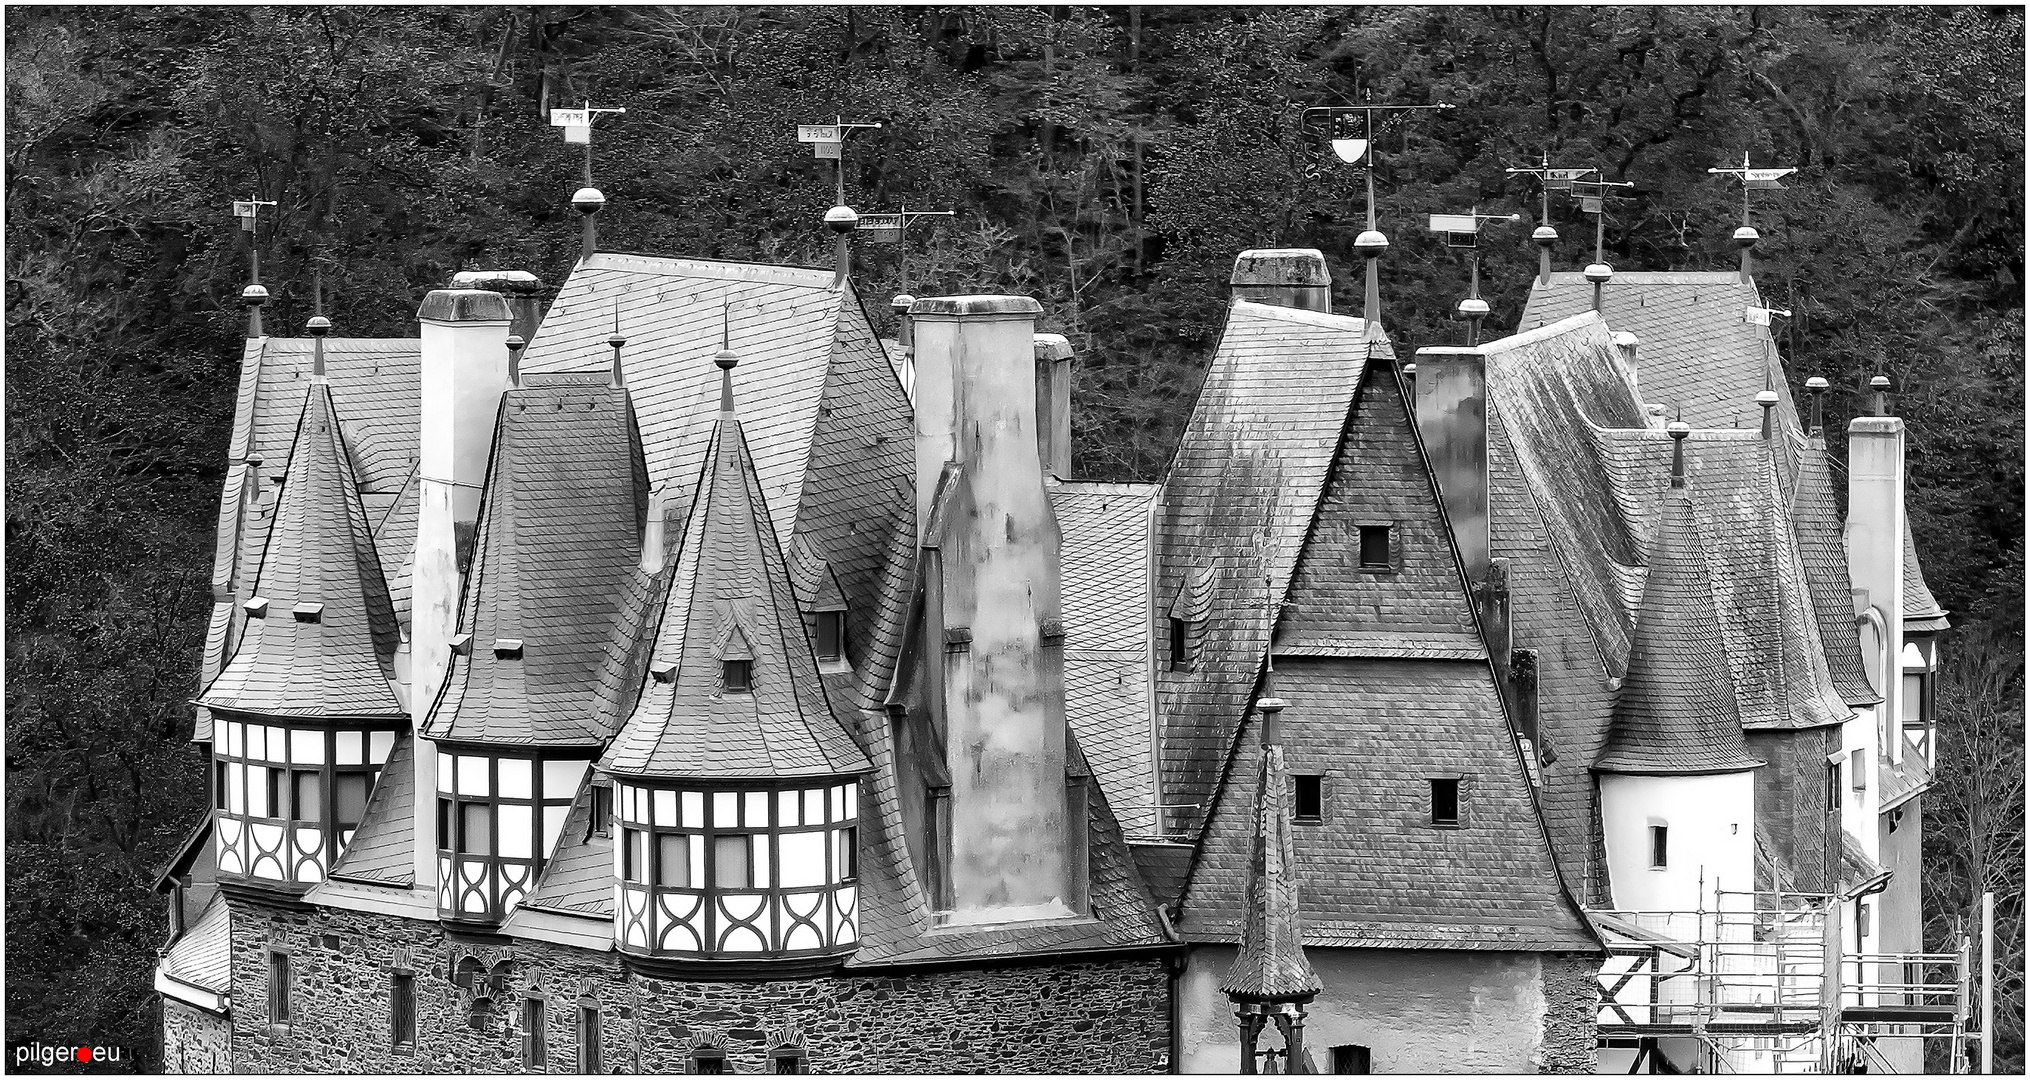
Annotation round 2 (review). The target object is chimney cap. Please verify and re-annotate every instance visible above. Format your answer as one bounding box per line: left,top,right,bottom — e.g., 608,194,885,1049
909,294,1042,320
1533,225,1558,245
572,187,605,215
449,269,544,294
1034,333,1074,362
1733,225,1760,248
1455,297,1490,317
1229,248,1330,287
890,292,917,313
1353,230,1390,258
1583,262,1614,284
824,205,859,233
305,315,331,337
418,288,513,324
1806,376,1829,391
1870,375,1891,391
241,284,269,306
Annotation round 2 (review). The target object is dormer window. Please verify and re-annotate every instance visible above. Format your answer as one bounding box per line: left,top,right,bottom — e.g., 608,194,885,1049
1167,564,1216,672
722,659,753,693
1358,524,1394,570
815,610,846,664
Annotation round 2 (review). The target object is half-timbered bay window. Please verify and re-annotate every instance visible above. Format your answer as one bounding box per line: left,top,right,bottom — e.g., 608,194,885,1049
615,779,860,960
213,718,397,887
435,749,589,923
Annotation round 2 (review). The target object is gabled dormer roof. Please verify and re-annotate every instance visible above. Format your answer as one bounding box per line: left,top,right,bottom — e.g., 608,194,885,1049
600,373,870,781
198,380,404,720
1595,489,1765,775
426,375,649,747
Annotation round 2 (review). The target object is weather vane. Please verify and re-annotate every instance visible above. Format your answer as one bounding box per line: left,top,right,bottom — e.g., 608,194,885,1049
1299,93,1454,329
1504,154,1598,284
552,101,626,261
797,117,884,286
232,197,278,336
1427,209,1522,346
1569,176,1635,311
1708,152,1796,284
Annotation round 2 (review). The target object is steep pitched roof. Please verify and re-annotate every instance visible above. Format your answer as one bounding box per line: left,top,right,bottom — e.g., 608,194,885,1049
327,732,416,888
1219,741,1322,1001
1902,516,1951,633
1053,481,1160,838
1595,488,1765,775
158,893,232,997
599,375,869,781
426,375,649,747
520,782,614,919
1151,300,1380,839
197,380,404,720
1791,438,1885,705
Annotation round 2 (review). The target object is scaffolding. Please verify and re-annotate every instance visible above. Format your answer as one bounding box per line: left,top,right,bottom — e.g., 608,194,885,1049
1592,889,1971,1073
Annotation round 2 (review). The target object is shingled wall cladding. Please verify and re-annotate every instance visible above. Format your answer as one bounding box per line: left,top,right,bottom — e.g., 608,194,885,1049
161,1000,232,1074
1746,727,1837,893
215,898,1170,1074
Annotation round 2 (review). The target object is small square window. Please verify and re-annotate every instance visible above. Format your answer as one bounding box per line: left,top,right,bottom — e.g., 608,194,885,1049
1430,778,1460,827
656,833,691,888
291,770,323,824
723,659,752,693
816,610,845,663
590,784,614,839
334,772,370,831
692,1051,728,1075
1649,824,1669,869
1358,525,1392,569
771,1048,808,1074
1331,1044,1372,1074
622,828,647,884
713,834,753,889
1294,775,1324,822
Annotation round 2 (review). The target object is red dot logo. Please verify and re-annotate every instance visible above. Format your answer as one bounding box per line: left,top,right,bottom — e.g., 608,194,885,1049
76,1048,93,1063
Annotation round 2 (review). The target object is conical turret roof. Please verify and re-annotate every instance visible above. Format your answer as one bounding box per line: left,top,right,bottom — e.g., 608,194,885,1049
198,381,403,719
1220,727,1323,1002
600,366,869,780
1595,489,1764,775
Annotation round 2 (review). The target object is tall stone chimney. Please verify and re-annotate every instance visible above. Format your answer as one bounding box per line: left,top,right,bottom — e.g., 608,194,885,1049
1033,334,1074,478
1413,345,1491,585
411,288,512,888
909,294,1080,925
1846,408,1906,766
1229,249,1331,312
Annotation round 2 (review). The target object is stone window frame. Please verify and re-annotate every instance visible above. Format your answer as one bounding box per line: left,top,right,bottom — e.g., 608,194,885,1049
212,718,398,882
576,996,602,1074
614,778,861,959
389,968,417,1051
521,989,549,1073
433,748,587,923
266,945,293,1030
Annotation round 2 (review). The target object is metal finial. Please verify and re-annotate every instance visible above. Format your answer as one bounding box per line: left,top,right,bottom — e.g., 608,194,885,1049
1667,417,1691,489
607,301,626,389
1805,375,1828,435
715,301,740,413
506,334,526,389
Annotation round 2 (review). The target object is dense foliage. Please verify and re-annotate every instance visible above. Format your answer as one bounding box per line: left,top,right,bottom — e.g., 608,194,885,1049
5,7,2020,1071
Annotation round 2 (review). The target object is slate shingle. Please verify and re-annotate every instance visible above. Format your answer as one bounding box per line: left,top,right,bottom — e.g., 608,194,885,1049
328,732,417,887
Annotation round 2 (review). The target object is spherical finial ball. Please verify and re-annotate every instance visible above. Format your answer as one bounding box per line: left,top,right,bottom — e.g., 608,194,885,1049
1805,376,1829,391
1583,262,1614,284
890,293,916,315
1870,375,1891,391
1667,420,1691,440
1402,362,1418,377
1353,229,1389,258
714,346,739,371
306,315,331,338
607,333,627,350
572,187,605,215
506,335,526,351
1756,389,1780,406
1533,224,1559,247
824,205,859,234
241,284,270,307
1733,226,1760,250
1456,297,1490,318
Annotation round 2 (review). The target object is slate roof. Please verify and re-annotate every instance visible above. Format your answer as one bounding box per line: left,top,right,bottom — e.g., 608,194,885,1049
1151,300,1381,840
1791,438,1884,705
326,732,416,888
159,893,232,996
1902,517,1951,633
1594,488,1766,775
521,781,614,918
599,377,870,781
1219,742,1323,1001
426,375,649,747
1053,481,1160,838
197,380,405,720
1878,736,1934,812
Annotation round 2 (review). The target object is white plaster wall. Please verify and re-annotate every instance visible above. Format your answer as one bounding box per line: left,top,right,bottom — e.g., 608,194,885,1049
1178,946,1555,1074
1599,771,1755,915
1842,705,1882,864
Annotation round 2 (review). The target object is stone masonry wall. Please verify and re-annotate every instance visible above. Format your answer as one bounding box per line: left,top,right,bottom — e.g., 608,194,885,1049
216,896,1172,1074
161,999,233,1074
1536,951,1601,1074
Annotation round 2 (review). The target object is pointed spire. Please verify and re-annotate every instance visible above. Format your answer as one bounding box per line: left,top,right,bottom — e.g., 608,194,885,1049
1709,151,1795,287
506,334,526,389
715,300,739,413
607,301,626,389
1757,367,1779,440
306,269,331,381
1594,464,1763,776
825,205,859,289
1668,413,1690,488
1805,376,1828,435
234,197,276,338
1219,705,1323,1001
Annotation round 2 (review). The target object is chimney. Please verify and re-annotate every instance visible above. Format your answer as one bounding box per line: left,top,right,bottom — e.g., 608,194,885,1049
1229,249,1331,312
1413,345,1491,585
1033,334,1074,478
449,270,547,342
908,294,1079,925
1847,397,1906,765
411,287,512,890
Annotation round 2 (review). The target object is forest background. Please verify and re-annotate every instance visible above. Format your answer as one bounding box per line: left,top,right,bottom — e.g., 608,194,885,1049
4,5,2022,1072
